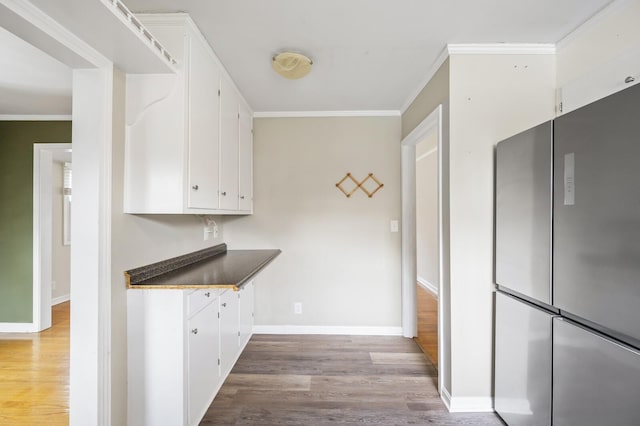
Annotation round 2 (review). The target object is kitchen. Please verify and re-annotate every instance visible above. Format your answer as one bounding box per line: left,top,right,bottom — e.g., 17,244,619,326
0,0,639,425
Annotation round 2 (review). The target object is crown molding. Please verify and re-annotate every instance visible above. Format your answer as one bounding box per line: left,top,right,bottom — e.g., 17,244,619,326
253,110,401,118
400,43,556,114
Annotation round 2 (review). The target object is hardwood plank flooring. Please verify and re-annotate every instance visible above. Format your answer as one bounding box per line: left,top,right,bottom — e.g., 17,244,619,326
202,334,502,425
0,302,70,425
416,284,439,367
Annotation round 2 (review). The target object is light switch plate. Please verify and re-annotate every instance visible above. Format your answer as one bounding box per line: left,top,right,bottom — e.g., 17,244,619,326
390,220,399,233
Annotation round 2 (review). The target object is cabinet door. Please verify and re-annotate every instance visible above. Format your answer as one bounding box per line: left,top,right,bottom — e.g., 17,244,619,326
187,301,219,426
219,289,240,377
187,35,220,210
219,77,240,210
239,281,254,348
238,104,253,212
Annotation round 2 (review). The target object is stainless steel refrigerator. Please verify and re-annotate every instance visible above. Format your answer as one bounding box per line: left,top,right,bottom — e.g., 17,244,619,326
494,83,640,425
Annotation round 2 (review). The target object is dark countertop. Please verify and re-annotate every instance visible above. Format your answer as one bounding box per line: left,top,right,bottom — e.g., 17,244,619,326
125,244,281,290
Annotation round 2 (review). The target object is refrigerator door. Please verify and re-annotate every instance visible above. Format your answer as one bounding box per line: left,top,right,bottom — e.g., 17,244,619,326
496,121,552,304
553,318,640,425
495,291,553,426
554,83,640,345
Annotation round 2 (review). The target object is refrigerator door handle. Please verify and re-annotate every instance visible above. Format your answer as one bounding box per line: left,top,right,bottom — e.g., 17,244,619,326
563,152,575,206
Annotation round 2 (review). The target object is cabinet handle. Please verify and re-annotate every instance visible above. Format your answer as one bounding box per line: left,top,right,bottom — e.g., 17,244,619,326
221,302,227,307
221,191,227,196
192,185,199,190
240,195,245,200
204,292,210,297
191,328,198,334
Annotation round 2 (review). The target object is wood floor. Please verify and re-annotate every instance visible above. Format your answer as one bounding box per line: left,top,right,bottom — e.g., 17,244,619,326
202,334,502,425
416,284,438,367
0,302,500,425
0,302,70,425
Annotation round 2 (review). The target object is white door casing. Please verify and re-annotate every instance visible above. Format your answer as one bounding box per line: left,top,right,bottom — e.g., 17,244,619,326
400,104,445,398
33,143,72,332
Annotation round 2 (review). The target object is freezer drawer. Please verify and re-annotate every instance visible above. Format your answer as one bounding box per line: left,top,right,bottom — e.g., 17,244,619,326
496,121,552,305
554,83,640,344
553,318,640,426
495,291,553,426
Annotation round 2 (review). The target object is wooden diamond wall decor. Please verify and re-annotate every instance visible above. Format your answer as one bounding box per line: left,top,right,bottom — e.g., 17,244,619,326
335,172,384,198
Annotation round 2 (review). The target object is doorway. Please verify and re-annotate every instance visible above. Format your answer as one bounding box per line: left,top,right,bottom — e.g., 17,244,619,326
415,135,438,367
33,143,72,331
401,104,444,394
51,155,72,307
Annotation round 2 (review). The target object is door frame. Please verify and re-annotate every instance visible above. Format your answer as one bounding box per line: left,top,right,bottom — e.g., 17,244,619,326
401,104,445,395
33,143,72,332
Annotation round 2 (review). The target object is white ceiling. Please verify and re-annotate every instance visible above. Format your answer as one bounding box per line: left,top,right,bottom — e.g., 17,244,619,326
125,0,615,113
0,0,616,116
0,26,72,116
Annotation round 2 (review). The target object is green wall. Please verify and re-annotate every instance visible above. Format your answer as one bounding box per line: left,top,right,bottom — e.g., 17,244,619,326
0,121,72,323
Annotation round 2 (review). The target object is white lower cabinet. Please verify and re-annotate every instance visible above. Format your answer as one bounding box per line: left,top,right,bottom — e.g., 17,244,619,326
187,297,219,425
220,288,240,377
127,286,254,426
239,281,255,348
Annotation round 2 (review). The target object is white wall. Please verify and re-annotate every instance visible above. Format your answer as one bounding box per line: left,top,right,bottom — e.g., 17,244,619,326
108,68,226,424
447,53,556,403
556,0,640,113
223,116,402,331
415,132,438,293
51,161,70,303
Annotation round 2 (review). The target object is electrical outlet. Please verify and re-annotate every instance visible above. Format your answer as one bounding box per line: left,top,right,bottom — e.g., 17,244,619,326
201,216,218,241
294,302,302,314
390,220,399,233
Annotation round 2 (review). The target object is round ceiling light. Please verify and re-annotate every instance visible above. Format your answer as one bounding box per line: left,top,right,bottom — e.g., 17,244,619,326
272,52,313,80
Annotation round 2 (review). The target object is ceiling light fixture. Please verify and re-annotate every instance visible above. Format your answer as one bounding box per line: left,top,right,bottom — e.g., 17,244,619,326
272,52,313,79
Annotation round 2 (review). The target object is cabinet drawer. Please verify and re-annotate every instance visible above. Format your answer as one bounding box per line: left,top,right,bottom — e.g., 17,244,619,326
187,289,217,317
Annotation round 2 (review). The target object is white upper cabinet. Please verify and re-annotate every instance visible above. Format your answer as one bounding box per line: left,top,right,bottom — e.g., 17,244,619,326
124,14,253,215
219,76,240,211
238,103,254,212
187,32,221,210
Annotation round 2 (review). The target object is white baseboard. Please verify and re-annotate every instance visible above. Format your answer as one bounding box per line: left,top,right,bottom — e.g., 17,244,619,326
441,386,452,411
0,322,37,333
253,325,403,336
449,396,494,413
417,276,439,296
52,294,70,306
